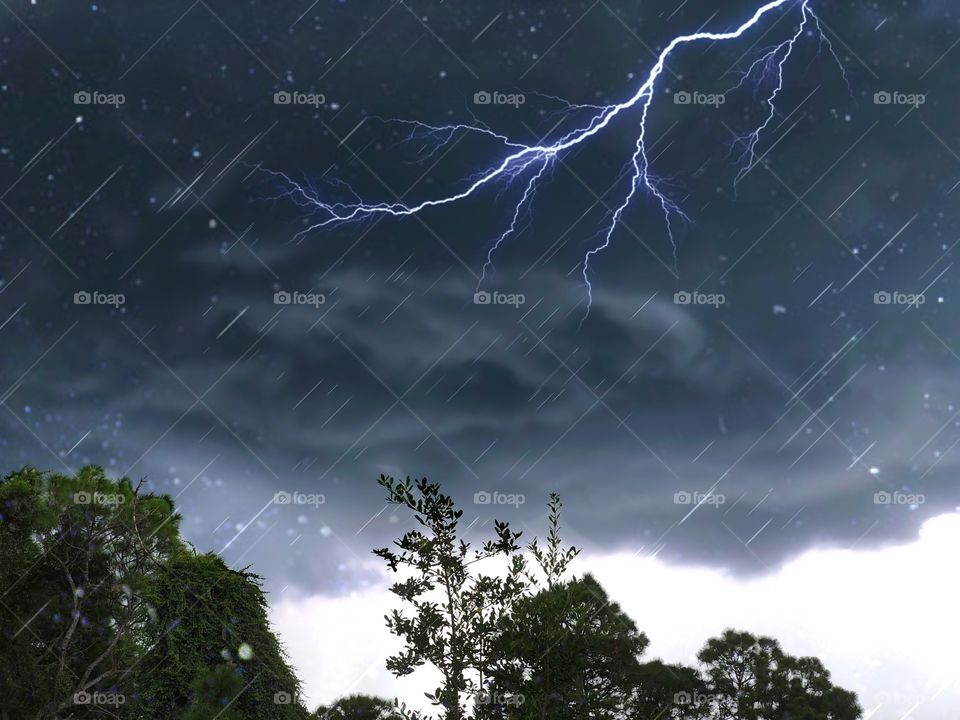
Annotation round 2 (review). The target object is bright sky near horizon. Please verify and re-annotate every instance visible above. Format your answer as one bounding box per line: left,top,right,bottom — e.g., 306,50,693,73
272,512,960,720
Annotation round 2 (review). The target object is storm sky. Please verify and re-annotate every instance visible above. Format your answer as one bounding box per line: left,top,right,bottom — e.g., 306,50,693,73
1,0,958,716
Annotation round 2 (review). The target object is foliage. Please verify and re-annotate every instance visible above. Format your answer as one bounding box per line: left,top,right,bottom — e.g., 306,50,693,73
0,465,181,719
373,475,530,720
492,573,648,720
628,660,709,720
0,466,306,720
312,694,404,719
698,629,862,720
180,663,247,720
373,479,861,720
134,551,307,719
0,466,864,720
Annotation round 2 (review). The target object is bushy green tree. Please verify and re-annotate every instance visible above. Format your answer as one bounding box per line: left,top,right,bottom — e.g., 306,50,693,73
0,466,308,720
0,465,181,719
134,551,307,719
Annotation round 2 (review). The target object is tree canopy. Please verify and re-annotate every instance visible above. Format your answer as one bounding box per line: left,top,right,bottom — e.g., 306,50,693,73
0,466,181,719
372,474,861,720
312,694,404,719
0,466,308,720
135,551,306,719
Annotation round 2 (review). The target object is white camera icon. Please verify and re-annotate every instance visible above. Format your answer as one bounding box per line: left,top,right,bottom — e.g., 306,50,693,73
474,91,492,105
673,491,692,505
674,291,692,305
274,291,292,305
74,291,92,305
874,491,892,505
74,91,92,105
474,291,491,305
273,491,292,505
474,491,492,505
74,691,92,705
674,91,692,105
274,91,292,105
874,91,892,105
274,691,293,705
874,291,891,305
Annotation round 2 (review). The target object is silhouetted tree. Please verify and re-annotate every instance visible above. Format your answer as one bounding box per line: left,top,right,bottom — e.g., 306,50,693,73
628,660,710,720
492,573,648,720
312,694,404,719
698,629,861,720
373,475,527,720
375,479,861,720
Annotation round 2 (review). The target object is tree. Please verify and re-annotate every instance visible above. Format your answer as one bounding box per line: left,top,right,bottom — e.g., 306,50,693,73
0,465,181,720
375,483,588,720
312,694,404,719
697,629,861,720
134,551,308,719
373,475,528,720
628,660,709,720
374,480,861,720
0,465,308,720
770,654,862,720
0,466,865,720
491,574,648,720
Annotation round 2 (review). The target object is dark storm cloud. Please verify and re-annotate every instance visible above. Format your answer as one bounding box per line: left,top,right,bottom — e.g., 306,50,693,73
2,0,959,594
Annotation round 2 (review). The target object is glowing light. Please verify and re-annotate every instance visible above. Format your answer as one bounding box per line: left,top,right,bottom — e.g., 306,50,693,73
278,0,845,319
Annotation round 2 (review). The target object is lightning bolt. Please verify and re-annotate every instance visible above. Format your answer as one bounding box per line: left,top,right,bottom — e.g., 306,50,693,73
731,1,810,188
276,0,844,319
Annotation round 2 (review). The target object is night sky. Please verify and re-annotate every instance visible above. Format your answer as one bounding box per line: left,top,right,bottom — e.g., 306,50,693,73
1,0,958,675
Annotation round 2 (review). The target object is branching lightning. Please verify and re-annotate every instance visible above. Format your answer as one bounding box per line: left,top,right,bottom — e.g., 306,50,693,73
275,0,846,319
